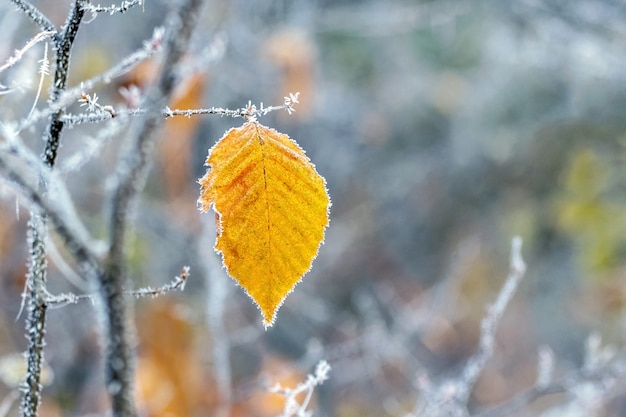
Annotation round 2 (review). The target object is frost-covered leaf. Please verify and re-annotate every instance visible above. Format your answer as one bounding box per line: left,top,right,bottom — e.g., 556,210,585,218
198,121,330,327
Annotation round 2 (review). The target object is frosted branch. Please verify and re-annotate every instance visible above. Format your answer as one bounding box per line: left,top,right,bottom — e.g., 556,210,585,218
271,360,331,417
81,0,143,21
14,26,164,133
0,31,55,75
411,237,527,417
9,0,59,42
23,42,50,126
60,115,131,172
165,92,300,120
100,1,204,416
128,266,189,298
20,215,47,417
44,290,95,307
476,335,621,417
79,92,117,117
61,93,302,125
61,92,299,125
0,137,101,262
14,3,88,414
459,236,526,393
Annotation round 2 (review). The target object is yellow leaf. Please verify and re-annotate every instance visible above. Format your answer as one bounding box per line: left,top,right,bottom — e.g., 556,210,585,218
198,121,330,327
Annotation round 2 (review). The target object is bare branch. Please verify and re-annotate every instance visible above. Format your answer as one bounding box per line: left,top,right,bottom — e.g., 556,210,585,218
0,31,55,75
9,0,59,43
165,93,301,119
80,0,143,20
59,114,132,173
19,215,47,417
14,26,164,134
459,236,527,394
11,9,88,400
60,93,302,125
476,357,621,417
23,42,50,125
0,138,102,270
271,360,332,417
43,0,87,168
411,237,527,417
99,1,205,416
128,266,189,298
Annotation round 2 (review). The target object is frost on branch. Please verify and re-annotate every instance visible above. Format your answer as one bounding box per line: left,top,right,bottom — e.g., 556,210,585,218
80,0,144,21
0,31,55,75
270,360,331,417
410,237,527,417
129,266,189,298
164,92,302,121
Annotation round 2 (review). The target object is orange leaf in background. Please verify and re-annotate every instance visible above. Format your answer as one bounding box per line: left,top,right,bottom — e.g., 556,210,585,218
119,58,208,206
198,121,330,327
135,300,205,417
263,29,316,121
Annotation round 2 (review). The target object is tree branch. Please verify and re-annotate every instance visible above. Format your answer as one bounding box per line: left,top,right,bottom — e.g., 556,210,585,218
100,0,205,416
0,31,55,75
43,0,87,167
14,27,164,134
9,0,59,44
413,237,527,417
0,141,102,269
19,215,47,417
15,3,88,416
459,236,527,396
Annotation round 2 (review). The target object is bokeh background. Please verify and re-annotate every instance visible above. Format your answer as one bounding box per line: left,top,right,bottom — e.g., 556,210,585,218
2,0,626,416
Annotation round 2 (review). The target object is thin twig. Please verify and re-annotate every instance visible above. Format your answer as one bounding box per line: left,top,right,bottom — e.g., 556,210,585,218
128,266,189,298
0,31,55,74
60,93,302,125
46,234,91,291
411,237,527,417
475,365,620,417
24,42,50,126
271,360,332,417
459,236,527,396
59,114,131,172
9,0,59,44
0,141,101,274
166,93,300,119
13,27,164,134
44,291,95,307
100,0,204,416
80,0,143,20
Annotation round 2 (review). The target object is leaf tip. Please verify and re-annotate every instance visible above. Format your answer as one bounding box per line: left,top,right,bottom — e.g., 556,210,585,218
262,315,275,330
258,298,281,330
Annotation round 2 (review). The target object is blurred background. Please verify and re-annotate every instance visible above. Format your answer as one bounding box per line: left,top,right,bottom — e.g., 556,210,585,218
2,0,626,416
